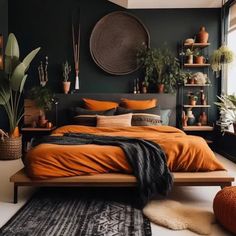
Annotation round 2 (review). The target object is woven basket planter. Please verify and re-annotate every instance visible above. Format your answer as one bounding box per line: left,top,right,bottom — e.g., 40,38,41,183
0,136,22,160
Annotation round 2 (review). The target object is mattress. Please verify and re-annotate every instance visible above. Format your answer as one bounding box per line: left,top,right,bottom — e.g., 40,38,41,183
25,125,225,179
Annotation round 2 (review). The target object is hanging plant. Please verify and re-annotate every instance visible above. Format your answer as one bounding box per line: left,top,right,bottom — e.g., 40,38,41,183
210,45,234,76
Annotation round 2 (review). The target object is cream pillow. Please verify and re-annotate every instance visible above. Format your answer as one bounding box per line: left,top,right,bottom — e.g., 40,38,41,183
96,113,132,127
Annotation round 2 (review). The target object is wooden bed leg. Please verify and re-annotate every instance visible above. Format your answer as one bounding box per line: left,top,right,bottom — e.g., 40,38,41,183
14,184,18,204
221,182,232,189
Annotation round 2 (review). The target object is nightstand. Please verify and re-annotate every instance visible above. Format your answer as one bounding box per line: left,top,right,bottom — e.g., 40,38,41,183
21,127,57,153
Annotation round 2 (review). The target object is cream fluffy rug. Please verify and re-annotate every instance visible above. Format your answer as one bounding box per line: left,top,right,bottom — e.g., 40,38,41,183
143,200,215,235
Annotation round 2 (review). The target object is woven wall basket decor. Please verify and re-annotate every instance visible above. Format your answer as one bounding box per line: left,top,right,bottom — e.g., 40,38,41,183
90,11,150,75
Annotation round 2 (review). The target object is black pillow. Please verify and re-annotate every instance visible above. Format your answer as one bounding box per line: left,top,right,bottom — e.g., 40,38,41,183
72,107,116,116
116,106,160,115
71,107,116,126
72,115,97,126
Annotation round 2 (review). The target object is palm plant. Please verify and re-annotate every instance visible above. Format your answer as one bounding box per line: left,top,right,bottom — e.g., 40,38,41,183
215,94,236,132
0,33,40,137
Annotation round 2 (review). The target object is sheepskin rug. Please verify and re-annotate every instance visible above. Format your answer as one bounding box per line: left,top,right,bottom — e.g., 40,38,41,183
143,200,215,235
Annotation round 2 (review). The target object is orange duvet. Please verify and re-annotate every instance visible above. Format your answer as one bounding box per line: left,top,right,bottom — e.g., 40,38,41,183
26,125,224,179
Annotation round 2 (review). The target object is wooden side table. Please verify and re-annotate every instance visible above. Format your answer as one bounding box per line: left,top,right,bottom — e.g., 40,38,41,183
21,127,57,153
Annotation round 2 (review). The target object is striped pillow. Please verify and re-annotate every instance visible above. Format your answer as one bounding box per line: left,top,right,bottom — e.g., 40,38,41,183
131,113,162,126
96,114,132,127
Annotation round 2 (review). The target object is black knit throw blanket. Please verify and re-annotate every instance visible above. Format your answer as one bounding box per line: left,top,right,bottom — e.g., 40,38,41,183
32,133,173,205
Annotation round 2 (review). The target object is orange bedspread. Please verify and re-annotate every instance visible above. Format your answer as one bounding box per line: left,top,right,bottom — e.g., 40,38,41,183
25,125,225,179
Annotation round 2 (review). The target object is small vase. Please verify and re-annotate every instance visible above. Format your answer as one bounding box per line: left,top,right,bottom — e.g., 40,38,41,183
190,100,197,106
182,111,188,127
187,78,195,84
197,26,209,43
157,84,164,93
142,85,148,94
63,81,71,94
187,55,193,64
199,112,207,125
38,114,48,128
187,110,195,126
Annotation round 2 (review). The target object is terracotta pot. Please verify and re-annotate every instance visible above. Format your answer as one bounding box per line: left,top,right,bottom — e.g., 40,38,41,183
38,114,48,128
190,100,197,106
157,84,164,93
199,112,207,125
187,78,195,84
195,56,205,64
10,127,20,138
63,81,71,94
197,26,209,43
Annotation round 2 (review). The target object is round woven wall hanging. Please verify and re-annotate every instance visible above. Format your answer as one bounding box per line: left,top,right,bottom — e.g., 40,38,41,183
90,11,150,75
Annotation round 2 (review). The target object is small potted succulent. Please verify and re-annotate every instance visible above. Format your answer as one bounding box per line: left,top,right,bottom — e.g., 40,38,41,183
62,61,71,94
188,92,198,106
194,48,206,64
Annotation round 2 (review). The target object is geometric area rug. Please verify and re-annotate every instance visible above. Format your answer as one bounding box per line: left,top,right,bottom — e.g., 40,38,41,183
0,188,151,236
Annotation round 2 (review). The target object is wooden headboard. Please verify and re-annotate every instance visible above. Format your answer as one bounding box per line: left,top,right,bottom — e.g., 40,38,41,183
55,93,177,127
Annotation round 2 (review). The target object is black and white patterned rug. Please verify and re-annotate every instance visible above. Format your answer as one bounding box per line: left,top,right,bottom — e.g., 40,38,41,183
0,188,151,236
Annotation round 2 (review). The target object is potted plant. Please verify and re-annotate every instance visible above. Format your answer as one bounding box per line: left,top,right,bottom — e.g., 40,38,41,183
153,47,182,93
180,71,194,84
137,45,155,92
28,86,53,127
188,92,198,106
62,61,71,94
210,45,234,77
185,48,194,64
137,45,182,93
215,94,236,133
0,33,40,159
194,48,205,64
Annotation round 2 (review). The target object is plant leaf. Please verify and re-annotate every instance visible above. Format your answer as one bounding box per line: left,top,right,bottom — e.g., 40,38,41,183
5,56,20,75
0,78,10,105
10,63,26,91
5,33,20,58
23,47,41,71
19,74,28,93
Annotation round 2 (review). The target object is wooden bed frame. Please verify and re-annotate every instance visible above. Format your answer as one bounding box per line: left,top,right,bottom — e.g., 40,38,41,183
13,94,233,204
10,168,234,203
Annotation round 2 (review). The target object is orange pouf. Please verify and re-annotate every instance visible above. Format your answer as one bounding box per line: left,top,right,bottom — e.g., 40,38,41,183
213,187,236,234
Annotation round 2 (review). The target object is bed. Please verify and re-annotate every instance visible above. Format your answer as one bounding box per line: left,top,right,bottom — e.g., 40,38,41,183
11,93,234,203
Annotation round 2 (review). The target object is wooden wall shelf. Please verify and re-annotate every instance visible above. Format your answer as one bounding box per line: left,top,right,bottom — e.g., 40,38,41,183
184,63,210,68
184,43,211,48
183,105,211,108
184,84,211,87
183,126,214,131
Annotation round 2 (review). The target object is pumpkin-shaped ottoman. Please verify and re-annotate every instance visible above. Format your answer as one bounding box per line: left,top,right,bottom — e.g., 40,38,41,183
213,186,236,234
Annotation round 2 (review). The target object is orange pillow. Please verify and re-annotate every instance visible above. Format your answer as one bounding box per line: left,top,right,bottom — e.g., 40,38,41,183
121,98,157,110
83,98,119,111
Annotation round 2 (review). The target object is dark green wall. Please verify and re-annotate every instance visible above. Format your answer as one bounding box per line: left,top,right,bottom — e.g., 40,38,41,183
5,0,221,128
8,0,221,92
0,0,8,130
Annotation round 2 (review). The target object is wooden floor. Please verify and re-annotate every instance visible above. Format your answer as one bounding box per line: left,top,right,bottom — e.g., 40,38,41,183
10,169,234,203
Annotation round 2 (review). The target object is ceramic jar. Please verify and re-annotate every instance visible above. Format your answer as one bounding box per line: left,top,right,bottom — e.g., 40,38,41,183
187,110,195,126
199,112,207,125
197,26,209,43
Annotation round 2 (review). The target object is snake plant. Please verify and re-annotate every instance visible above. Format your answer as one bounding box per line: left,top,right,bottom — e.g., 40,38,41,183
0,33,40,136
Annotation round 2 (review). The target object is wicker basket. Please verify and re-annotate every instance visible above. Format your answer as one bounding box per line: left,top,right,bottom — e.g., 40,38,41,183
0,136,22,160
